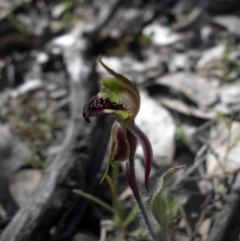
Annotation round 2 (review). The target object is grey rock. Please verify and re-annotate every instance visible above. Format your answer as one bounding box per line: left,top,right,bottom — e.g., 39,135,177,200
10,170,42,207
218,84,240,105
156,72,218,107
0,124,30,178
213,15,240,36
49,89,67,99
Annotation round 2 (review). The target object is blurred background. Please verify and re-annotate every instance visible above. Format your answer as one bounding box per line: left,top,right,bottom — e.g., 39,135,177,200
1,0,240,240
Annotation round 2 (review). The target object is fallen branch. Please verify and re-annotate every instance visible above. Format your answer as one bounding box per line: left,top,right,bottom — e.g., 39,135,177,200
0,20,112,241
0,49,99,241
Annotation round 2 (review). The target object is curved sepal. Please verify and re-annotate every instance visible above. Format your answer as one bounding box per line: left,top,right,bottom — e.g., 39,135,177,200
127,122,153,192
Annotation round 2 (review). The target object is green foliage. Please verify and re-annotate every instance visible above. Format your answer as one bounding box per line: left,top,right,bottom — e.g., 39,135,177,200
216,111,234,129
8,95,64,149
129,229,148,239
122,206,138,227
136,34,151,48
6,13,26,33
74,164,142,240
73,189,115,213
216,111,236,175
175,127,188,145
215,38,240,82
151,166,185,239
23,150,50,169
74,165,185,241
74,165,185,240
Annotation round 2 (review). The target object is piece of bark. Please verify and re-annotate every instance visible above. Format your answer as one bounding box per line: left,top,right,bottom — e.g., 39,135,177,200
0,43,108,241
0,64,84,241
0,1,123,240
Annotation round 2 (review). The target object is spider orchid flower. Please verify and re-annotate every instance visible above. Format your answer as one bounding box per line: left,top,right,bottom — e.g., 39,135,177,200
83,57,153,192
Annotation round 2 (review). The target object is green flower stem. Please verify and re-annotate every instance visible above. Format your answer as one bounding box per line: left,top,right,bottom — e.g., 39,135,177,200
113,163,119,194
105,174,124,223
106,168,127,240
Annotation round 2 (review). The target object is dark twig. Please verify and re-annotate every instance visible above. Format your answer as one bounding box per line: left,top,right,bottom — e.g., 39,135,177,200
208,189,240,241
125,130,157,241
0,49,96,241
190,194,212,241
171,123,238,190
0,26,109,241
84,0,121,41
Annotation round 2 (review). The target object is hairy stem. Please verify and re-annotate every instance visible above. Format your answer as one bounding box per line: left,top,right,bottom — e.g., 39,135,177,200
124,127,157,240
126,160,157,241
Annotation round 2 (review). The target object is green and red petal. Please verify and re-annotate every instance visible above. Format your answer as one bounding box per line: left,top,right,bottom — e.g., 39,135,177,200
100,121,130,183
110,121,130,163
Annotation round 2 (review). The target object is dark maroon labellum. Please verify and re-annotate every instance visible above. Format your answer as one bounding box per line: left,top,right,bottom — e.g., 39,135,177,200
83,96,127,123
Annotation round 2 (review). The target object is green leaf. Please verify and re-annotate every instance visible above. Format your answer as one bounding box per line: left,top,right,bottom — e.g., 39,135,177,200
151,166,185,229
230,135,240,149
73,189,115,214
123,206,138,227
7,13,26,33
170,202,179,221
137,34,151,47
152,194,168,230
216,111,229,124
129,229,147,239
105,174,125,223
175,127,188,144
216,111,234,129
112,236,122,241
164,193,179,225
105,219,118,231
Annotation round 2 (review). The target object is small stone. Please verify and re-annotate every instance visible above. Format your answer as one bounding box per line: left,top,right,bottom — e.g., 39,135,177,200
45,83,59,92
218,85,240,105
10,170,42,207
199,218,211,241
49,89,67,99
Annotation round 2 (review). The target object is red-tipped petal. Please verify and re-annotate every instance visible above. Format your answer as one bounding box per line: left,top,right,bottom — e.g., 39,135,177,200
100,121,130,183
127,123,153,192
111,122,130,162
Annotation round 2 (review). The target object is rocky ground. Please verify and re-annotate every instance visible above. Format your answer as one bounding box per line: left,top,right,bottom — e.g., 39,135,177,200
0,0,240,240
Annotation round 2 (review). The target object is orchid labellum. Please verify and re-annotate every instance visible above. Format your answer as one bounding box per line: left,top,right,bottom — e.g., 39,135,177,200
83,57,153,192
